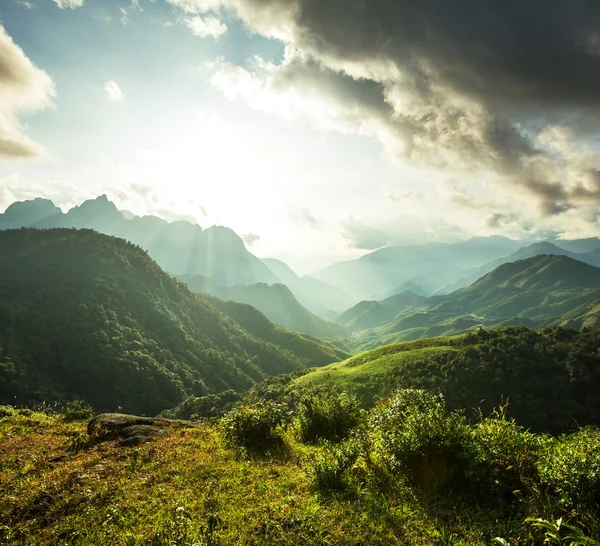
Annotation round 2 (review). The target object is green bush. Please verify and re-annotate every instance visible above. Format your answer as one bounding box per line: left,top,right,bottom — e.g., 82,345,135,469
296,388,362,444
368,389,468,488
0,405,15,418
309,440,360,493
221,400,290,451
537,427,600,509
464,414,544,501
61,400,94,422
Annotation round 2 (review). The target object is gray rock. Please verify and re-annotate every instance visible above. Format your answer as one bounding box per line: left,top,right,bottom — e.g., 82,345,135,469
87,413,195,446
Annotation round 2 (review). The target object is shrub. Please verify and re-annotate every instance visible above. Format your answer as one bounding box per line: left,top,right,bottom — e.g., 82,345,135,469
221,400,290,451
464,414,544,501
537,427,600,509
61,400,94,422
368,389,469,488
0,405,15,418
296,388,362,444
309,440,360,493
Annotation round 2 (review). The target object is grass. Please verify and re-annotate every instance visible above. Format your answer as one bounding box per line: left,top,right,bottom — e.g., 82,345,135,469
0,410,544,546
293,337,461,405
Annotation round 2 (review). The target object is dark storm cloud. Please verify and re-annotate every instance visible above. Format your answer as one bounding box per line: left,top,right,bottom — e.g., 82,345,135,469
217,0,600,214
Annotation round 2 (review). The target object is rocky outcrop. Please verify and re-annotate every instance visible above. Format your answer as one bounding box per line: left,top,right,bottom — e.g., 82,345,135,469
87,413,195,446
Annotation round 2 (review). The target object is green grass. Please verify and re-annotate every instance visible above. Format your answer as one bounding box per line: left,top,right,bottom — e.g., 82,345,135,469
0,411,500,546
294,337,461,405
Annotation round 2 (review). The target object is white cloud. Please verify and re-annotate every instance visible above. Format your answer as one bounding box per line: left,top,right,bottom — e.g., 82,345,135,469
166,0,225,14
184,15,227,38
0,25,56,158
52,0,84,8
104,80,125,102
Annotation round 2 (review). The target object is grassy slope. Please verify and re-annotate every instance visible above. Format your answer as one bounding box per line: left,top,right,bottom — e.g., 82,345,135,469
0,412,528,546
294,337,461,405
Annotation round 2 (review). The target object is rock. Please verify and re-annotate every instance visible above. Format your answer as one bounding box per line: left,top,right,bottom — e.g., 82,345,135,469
87,413,195,445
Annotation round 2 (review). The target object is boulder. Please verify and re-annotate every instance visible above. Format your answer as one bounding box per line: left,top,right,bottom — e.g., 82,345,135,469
87,413,195,445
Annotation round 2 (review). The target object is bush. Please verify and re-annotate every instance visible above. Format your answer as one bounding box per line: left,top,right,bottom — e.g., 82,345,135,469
296,388,362,444
310,440,360,493
537,427,600,509
464,414,544,501
61,400,94,422
221,400,290,451
368,389,468,488
0,405,15,418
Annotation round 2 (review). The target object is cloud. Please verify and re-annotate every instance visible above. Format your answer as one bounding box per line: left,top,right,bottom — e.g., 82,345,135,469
0,25,55,158
242,233,260,246
104,80,125,102
184,15,227,38
204,0,600,224
341,215,466,250
290,207,321,229
166,0,224,14
52,0,84,8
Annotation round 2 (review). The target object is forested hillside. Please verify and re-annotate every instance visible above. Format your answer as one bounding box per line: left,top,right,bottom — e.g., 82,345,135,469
293,326,600,434
0,229,343,414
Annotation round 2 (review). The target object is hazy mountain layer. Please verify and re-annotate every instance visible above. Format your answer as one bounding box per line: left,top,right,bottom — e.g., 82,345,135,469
177,274,348,340
334,290,428,331
310,236,527,301
0,196,278,287
347,255,600,351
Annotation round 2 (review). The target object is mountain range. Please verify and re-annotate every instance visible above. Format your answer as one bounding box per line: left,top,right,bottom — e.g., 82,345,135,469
345,254,600,352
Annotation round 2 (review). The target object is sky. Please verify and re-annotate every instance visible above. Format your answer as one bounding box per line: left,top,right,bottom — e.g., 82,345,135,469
2,0,600,270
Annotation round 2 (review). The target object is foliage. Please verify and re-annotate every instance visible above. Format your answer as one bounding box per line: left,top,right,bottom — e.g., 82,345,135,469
160,390,242,420
0,405,15,418
525,517,600,546
537,427,600,509
221,400,291,451
309,439,360,493
368,390,469,488
296,387,362,444
61,400,94,422
463,406,545,502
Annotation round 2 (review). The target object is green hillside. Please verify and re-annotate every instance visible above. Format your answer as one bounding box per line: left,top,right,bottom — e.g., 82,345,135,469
334,291,428,331
347,255,600,351
177,274,348,340
0,229,344,415
293,326,600,433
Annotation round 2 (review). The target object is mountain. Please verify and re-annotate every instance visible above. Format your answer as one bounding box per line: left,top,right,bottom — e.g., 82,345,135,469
310,236,525,301
0,196,279,287
262,257,354,315
290,327,600,434
347,254,600,352
435,242,592,294
555,300,600,329
176,274,348,340
334,291,428,331
0,229,346,415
